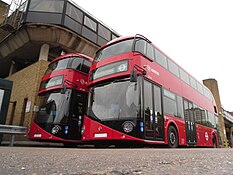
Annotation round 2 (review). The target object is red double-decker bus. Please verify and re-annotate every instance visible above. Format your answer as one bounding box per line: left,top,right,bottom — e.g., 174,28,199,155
82,34,220,148
28,53,93,147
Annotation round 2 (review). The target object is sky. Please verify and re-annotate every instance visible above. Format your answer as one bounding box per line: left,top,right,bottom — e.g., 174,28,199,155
74,0,233,111
2,0,233,111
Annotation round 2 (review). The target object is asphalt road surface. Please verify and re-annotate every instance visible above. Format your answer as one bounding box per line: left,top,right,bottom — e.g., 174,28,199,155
0,146,233,175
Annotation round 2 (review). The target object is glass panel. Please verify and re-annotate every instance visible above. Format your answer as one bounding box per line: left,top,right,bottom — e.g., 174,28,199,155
69,57,92,74
98,24,111,40
144,81,154,137
197,82,204,94
201,109,208,126
189,102,194,123
0,89,4,113
203,88,212,100
40,76,63,90
35,89,71,124
45,58,69,75
184,100,189,121
66,2,83,23
180,68,190,85
190,77,197,89
82,26,97,43
163,96,177,116
168,59,179,77
208,111,216,128
135,39,146,55
88,79,140,121
177,95,184,118
144,81,153,112
153,85,163,139
29,0,64,13
155,49,168,69
112,34,118,40
69,57,82,69
153,85,162,113
64,16,82,34
84,16,97,31
26,12,62,24
147,43,155,61
82,60,92,74
163,89,177,116
95,39,133,62
194,105,202,124
164,89,176,100
98,36,108,46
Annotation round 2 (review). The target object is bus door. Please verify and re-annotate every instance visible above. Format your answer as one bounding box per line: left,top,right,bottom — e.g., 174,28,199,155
68,91,87,140
144,80,164,141
184,100,196,145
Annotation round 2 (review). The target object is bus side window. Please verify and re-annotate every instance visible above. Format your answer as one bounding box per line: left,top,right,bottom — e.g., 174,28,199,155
135,39,146,55
177,95,184,118
155,48,168,69
201,110,208,126
71,57,83,71
80,60,92,74
194,105,202,124
146,43,155,61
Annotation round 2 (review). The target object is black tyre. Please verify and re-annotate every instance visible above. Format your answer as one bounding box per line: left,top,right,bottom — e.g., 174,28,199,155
94,143,110,148
212,136,217,148
168,125,178,148
63,142,77,148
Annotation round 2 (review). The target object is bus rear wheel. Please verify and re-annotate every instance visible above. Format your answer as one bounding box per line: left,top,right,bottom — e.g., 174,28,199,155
212,135,217,148
168,125,178,148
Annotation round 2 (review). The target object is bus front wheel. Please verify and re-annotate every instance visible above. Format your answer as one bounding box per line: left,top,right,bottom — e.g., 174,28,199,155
63,142,77,148
167,125,178,148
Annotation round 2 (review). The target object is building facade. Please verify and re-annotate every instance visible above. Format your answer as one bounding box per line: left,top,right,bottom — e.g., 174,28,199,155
203,79,233,147
0,0,120,141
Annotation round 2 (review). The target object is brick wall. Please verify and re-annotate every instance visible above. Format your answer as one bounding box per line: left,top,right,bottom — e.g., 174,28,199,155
6,60,49,129
0,1,8,24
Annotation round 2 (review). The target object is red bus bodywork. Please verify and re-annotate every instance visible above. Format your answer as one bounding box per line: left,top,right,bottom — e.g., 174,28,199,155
82,35,219,148
28,53,93,146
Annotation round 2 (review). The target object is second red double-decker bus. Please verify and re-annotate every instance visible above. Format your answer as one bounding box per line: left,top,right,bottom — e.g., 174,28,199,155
28,53,93,147
82,34,220,148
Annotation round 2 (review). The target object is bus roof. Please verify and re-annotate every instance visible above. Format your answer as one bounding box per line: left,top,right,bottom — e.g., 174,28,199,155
51,53,93,64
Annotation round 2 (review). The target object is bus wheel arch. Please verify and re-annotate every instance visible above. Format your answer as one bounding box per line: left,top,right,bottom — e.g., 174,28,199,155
167,124,179,148
212,134,217,148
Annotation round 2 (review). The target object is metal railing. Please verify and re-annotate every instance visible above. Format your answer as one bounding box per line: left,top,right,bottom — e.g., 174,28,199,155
0,124,27,146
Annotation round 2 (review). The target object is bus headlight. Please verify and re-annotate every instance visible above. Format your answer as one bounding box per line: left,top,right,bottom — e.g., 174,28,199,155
122,121,134,133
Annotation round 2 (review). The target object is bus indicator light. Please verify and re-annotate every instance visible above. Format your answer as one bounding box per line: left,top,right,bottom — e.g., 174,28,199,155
140,127,144,133
139,121,144,127
64,126,69,135
205,132,209,141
